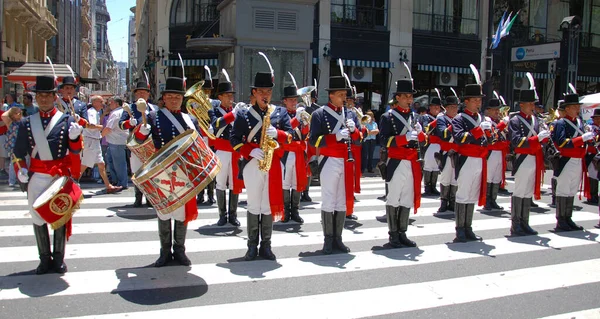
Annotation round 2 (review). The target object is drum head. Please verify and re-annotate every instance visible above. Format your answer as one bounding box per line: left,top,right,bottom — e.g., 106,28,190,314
138,134,189,176
33,177,68,207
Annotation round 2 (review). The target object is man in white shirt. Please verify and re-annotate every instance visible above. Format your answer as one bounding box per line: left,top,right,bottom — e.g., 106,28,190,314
102,98,130,189
81,96,122,193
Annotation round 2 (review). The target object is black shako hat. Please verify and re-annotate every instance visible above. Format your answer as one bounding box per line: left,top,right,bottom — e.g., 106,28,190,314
591,108,600,118
464,84,484,98
519,89,537,103
133,81,150,92
561,93,581,107
34,76,57,93
282,86,299,98
430,97,441,106
445,96,459,105
311,89,317,99
202,78,213,90
250,72,274,89
216,81,235,95
325,76,350,92
162,77,185,95
60,76,77,88
487,98,501,108
395,79,416,95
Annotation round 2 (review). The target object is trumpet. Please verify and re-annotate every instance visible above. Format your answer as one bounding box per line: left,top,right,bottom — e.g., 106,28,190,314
185,80,215,139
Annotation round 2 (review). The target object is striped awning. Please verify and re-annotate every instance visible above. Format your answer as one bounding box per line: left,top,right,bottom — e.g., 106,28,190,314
7,63,77,83
578,75,600,82
514,72,555,79
342,60,394,68
162,59,218,67
417,64,471,74
312,57,319,64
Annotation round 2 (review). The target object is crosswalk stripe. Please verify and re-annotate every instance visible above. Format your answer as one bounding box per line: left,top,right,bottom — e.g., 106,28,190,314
538,308,600,319
1,213,597,262
2,230,599,301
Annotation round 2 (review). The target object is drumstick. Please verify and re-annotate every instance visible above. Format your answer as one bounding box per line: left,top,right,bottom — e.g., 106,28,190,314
12,154,22,170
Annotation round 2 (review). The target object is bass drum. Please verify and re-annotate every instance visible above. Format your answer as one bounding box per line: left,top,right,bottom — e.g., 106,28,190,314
132,129,221,215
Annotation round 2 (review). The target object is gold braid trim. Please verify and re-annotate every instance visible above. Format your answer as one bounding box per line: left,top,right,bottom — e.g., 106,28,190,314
50,193,84,230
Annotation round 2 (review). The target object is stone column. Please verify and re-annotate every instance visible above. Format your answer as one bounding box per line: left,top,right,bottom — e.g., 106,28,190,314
389,0,413,95
317,0,331,104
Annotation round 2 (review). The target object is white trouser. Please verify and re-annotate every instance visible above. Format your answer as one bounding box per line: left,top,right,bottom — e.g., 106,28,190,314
512,155,536,198
283,152,298,190
27,173,56,226
438,154,457,186
243,158,271,215
486,150,503,184
156,205,186,221
456,157,482,204
130,153,143,176
319,156,346,212
215,150,234,190
556,158,582,197
423,143,440,172
587,161,598,180
386,160,415,208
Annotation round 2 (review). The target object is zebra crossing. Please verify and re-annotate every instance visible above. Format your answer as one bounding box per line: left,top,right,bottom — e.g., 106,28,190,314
1,176,600,319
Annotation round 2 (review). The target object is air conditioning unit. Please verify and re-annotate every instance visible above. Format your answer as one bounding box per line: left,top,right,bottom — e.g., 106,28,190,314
436,72,458,86
514,77,529,90
351,67,373,82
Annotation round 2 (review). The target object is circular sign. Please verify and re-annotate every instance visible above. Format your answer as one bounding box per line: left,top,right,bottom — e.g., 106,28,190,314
516,48,526,60
50,194,73,216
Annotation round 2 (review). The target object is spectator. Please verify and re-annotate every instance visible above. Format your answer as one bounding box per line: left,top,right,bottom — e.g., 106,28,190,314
0,104,8,176
1,107,23,186
102,97,129,189
3,93,22,111
22,93,38,116
100,102,113,184
361,111,379,173
82,96,122,193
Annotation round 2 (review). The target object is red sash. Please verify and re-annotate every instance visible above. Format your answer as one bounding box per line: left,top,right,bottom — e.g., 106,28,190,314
282,141,308,192
387,148,422,214
458,144,488,206
212,138,244,194
489,140,510,188
320,143,361,216
429,135,442,145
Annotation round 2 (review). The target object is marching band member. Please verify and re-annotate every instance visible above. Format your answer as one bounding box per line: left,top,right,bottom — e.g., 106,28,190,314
197,73,217,205
548,106,565,208
346,88,361,220
230,68,292,261
58,76,87,120
309,75,361,254
584,109,600,204
434,96,459,213
208,74,243,227
302,89,320,202
119,80,158,207
552,91,593,231
379,78,425,248
281,85,309,223
13,75,84,274
134,77,199,267
508,89,547,236
483,97,509,211
451,80,487,242
422,96,442,195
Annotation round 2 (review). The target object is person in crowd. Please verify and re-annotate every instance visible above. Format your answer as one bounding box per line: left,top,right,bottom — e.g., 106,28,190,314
22,93,38,116
361,110,379,173
1,107,23,187
102,98,129,189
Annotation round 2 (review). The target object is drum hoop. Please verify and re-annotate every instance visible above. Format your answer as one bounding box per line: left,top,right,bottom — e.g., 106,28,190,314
33,176,68,209
132,129,198,181
33,176,83,230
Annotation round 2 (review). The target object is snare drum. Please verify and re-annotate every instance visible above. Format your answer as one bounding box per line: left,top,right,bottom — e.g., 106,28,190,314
127,126,157,164
132,129,221,215
33,176,83,230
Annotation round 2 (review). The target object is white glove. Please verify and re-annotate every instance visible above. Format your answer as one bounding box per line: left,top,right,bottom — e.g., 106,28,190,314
18,168,29,183
130,118,138,126
296,106,305,115
208,125,214,135
74,114,81,123
346,119,356,133
250,148,264,160
407,131,419,141
266,126,278,138
295,110,304,122
68,122,83,140
479,121,492,131
502,116,509,124
414,122,423,133
537,130,550,141
136,98,147,114
582,132,595,142
336,128,350,141
139,124,151,136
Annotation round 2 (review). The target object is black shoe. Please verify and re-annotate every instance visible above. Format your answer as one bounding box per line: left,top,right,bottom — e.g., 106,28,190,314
154,250,172,267
555,219,572,231
398,232,416,247
530,201,538,208
228,213,240,227
291,213,304,224
437,200,448,213
377,195,387,201
197,196,205,205
333,237,351,253
173,249,191,266
259,244,276,260
566,218,584,231
36,257,53,275
453,227,467,243
244,246,258,261
322,236,334,254
346,214,358,220
216,215,228,226
510,222,527,236
206,197,215,205
464,227,482,241
388,232,403,248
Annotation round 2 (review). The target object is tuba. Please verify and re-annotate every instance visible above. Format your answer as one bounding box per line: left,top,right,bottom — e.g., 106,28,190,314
185,81,215,139
296,86,315,124
258,104,280,172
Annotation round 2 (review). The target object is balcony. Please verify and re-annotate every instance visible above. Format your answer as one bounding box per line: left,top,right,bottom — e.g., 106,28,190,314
413,13,479,38
4,0,58,40
331,4,387,31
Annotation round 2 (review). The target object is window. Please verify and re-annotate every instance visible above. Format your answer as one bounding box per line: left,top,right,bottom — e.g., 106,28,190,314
413,0,479,37
170,0,219,26
331,0,387,30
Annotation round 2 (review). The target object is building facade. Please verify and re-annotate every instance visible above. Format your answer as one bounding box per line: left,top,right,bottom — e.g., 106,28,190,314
47,0,82,75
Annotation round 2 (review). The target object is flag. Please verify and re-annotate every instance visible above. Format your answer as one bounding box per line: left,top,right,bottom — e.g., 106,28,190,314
500,10,520,39
490,11,507,49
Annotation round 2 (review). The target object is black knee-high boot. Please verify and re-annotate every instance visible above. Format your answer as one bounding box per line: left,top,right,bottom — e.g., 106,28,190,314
333,211,350,252
216,189,227,226
245,213,260,261
259,214,276,260
173,220,191,266
53,226,68,273
155,219,172,267
228,190,240,226
464,204,482,241
33,224,52,274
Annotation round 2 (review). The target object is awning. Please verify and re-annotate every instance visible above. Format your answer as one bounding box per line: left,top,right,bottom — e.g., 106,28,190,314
7,63,78,83
312,57,394,68
578,75,600,82
514,72,555,79
417,64,471,74
80,77,100,84
162,59,218,67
